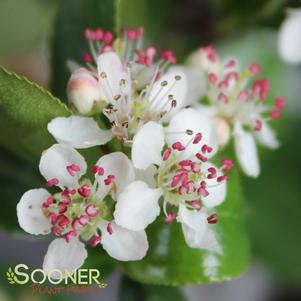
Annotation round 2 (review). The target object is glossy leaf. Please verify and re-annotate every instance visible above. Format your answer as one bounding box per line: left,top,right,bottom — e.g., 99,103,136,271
121,169,250,285
51,0,117,100
0,66,71,163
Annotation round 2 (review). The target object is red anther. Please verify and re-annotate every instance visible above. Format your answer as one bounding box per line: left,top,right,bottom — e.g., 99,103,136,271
254,119,262,132
125,28,138,40
84,28,96,40
91,165,99,174
51,226,62,236
172,141,186,151
189,200,202,211
100,44,114,54
207,167,217,179
221,159,234,171
62,189,76,196
97,167,104,176
94,28,104,40
179,160,192,167
249,63,260,75
252,79,270,101
46,197,54,205
72,218,82,231
197,186,209,197
85,204,98,217
78,184,90,198
82,53,93,64
165,212,176,224
103,31,113,44
207,213,218,224
185,181,195,194
208,73,217,84
275,97,286,109
178,185,187,195
42,202,49,209
78,215,90,226
193,133,202,144
146,46,157,57
48,212,58,224
58,215,69,228
46,178,59,187
218,93,228,104
58,201,67,214
171,174,182,188
217,175,229,182
270,108,281,119
196,153,208,162
171,99,177,108
203,45,217,62
136,27,144,38
201,144,213,154
163,147,172,161
225,59,236,68
225,71,239,82
218,80,228,89
65,230,77,242
66,164,80,176
62,195,72,205
107,222,113,235
104,175,115,185
237,91,249,102
91,235,101,247
161,50,176,64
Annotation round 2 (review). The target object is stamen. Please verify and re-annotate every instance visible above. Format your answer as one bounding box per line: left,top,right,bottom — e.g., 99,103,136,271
91,235,101,247
107,223,113,235
172,142,185,151
207,214,218,224
188,200,202,211
65,230,76,243
78,184,91,197
207,167,217,179
104,175,115,185
46,178,59,187
193,133,202,144
66,164,80,176
201,144,213,154
165,212,176,224
163,147,172,161
51,226,62,236
85,204,98,217
196,153,208,162
217,175,229,182
254,119,262,131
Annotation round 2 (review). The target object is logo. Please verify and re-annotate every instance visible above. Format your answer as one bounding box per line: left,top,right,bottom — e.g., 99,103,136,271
5,264,107,296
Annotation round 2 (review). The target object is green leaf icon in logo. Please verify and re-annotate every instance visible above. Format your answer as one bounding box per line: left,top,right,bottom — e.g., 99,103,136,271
6,267,16,284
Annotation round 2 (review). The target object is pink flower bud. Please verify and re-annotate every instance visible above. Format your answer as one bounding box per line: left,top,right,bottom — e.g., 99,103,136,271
67,68,101,114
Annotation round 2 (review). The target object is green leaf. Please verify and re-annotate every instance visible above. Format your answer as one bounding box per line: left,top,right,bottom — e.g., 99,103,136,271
0,66,71,163
51,0,118,100
121,169,250,285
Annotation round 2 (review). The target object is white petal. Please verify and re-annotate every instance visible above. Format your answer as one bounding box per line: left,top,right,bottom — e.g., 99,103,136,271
114,181,161,231
201,162,226,208
17,189,52,235
95,152,135,197
149,71,187,118
39,144,87,188
100,221,148,261
165,108,218,158
278,9,301,64
135,165,157,188
132,121,164,169
43,238,87,279
177,204,209,249
48,116,113,149
97,52,130,103
234,122,260,177
254,121,279,149
170,65,206,106
197,228,219,251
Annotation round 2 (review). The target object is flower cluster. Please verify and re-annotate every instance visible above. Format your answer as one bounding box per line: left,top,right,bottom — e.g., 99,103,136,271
16,27,284,279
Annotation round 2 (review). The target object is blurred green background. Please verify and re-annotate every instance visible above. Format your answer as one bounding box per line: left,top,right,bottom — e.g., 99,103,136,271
0,0,301,300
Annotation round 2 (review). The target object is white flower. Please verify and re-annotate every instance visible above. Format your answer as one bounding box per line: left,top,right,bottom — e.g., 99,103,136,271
113,108,233,251
278,9,301,64
17,144,148,279
190,47,285,177
52,27,187,147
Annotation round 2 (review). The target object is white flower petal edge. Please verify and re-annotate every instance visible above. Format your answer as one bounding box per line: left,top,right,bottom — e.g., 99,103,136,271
97,52,130,102
254,121,279,149
95,152,135,197
39,144,87,189
48,116,113,149
165,108,218,158
234,122,260,178
132,121,165,170
177,204,218,250
278,9,301,64
17,189,52,235
99,221,148,261
200,162,227,208
43,238,87,279
114,181,162,231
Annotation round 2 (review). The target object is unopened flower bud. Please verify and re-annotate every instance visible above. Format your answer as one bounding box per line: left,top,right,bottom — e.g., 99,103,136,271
213,116,230,147
67,68,101,115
